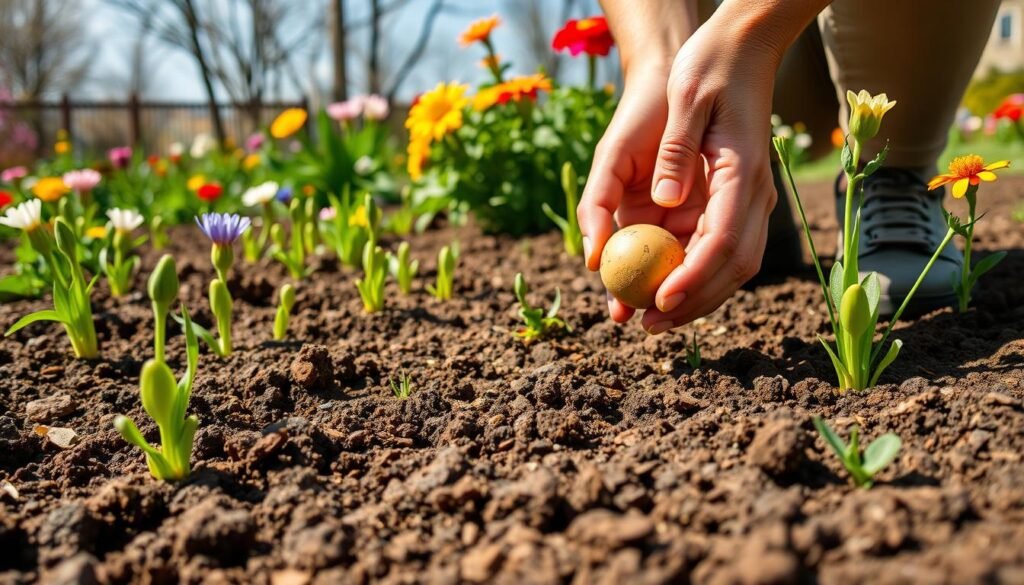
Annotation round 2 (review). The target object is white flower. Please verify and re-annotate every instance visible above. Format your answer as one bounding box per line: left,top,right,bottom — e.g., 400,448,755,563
794,133,813,149
319,206,337,221
107,208,145,233
242,181,280,207
362,95,390,120
775,125,793,139
169,142,185,157
190,133,217,159
770,114,782,128
0,199,42,231
354,156,374,175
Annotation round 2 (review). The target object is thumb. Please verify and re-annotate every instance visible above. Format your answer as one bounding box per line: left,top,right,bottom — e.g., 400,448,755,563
651,93,707,208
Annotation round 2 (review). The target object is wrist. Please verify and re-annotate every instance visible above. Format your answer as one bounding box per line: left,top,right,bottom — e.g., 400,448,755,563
707,0,829,67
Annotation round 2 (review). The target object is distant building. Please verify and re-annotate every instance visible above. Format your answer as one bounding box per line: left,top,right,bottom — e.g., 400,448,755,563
977,1,1024,76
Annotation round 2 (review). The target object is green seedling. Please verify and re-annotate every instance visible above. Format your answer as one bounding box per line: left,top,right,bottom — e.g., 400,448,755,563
946,174,1006,312
685,331,701,368
6,215,99,358
114,255,200,481
355,195,387,313
388,241,419,295
542,162,584,256
99,209,146,297
271,199,313,279
513,272,569,341
390,371,414,399
324,186,371,268
273,283,296,340
813,417,901,489
426,244,457,301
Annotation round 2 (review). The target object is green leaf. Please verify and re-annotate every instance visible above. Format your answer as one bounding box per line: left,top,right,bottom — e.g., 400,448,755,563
113,415,158,456
547,288,562,320
812,416,848,460
0,273,45,301
172,312,223,357
179,304,199,398
541,202,569,232
861,272,881,319
966,251,1006,290
840,140,855,175
869,339,902,387
6,309,64,336
818,336,850,388
829,262,844,314
861,143,889,177
862,433,902,475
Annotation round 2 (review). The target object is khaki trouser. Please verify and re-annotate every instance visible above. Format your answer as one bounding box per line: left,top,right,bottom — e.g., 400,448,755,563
762,0,1002,169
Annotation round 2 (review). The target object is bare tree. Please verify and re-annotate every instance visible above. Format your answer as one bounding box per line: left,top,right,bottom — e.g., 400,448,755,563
0,0,93,99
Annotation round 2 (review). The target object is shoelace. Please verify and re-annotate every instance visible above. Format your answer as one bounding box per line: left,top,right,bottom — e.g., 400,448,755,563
845,168,939,252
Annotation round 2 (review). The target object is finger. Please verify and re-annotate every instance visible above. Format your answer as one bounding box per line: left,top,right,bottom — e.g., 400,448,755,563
578,144,631,271
607,293,635,323
651,84,709,209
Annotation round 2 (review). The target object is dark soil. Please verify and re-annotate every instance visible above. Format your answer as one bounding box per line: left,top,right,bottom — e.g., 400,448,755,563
1,178,1023,585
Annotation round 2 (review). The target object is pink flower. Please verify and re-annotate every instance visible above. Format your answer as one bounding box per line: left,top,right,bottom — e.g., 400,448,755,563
63,169,102,192
108,146,133,169
245,133,265,153
362,95,390,120
1,166,28,183
319,207,337,221
326,99,363,122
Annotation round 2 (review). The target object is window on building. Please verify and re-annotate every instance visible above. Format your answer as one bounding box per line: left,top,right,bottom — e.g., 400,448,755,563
999,12,1015,43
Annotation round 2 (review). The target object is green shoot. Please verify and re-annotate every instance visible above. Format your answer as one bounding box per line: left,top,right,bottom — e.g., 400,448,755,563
99,209,146,297
513,272,569,342
355,195,387,313
426,244,457,301
950,180,1006,312
273,283,296,340
388,241,419,295
324,186,370,267
270,199,313,279
813,417,901,489
542,162,584,256
390,371,414,399
685,331,701,368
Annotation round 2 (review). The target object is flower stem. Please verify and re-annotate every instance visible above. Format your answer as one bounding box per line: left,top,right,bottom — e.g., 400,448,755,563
843,140,863,289
959,189,977,312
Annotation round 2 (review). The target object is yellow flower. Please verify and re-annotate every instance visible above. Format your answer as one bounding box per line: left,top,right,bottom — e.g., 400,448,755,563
243,153,261,170
54,141,71,155
271,108,308,139
472,74,552,111
846,90,896,142
927,155,1009,198
406,82,467,142
459,15,500,46
472,86,503,111
32,177,69,202
407,138,431,181
187,174,206,192
348,205,368,228
86,226,108,239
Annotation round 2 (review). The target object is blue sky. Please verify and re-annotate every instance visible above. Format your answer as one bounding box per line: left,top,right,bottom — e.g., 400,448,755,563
81,0,612,102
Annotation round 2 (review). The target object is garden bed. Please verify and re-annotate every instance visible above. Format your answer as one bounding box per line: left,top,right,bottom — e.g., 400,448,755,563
1,178,1023,585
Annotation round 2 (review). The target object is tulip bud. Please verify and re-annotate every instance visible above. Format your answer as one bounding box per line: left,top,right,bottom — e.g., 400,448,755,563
279,283,296,311
148,255,179,309
211,243,233,280
840,284,871,337
140,358,177,428
210,279,232,323
846,90,896,143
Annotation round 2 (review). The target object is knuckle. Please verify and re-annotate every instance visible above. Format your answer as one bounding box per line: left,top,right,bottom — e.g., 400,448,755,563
712,230,741,257
657,138,700,174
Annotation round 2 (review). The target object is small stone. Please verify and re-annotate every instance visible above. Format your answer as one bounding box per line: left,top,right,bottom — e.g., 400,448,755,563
26,395,76,422
175,498,255,562
747,416,809,478
460,543,503,583
983,392,1021,409
271,570,311,585
567,509,654,549
0,480,18,501
34,425,79,449
290,344,333,390
41,553,98,585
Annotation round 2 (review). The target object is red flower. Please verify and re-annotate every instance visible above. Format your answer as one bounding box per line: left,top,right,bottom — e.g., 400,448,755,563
147,154,160,167
0,191,12,209
993,94,1024,122
197,183,223,202
552,16,614,57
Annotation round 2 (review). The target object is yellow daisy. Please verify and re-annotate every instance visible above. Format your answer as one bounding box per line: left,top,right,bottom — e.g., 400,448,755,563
406,82,468,142
927,155,1009,198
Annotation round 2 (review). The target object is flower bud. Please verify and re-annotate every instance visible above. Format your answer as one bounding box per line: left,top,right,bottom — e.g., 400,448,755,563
211,243,233,278
279,283,296,311
846,90,896,143
210,279,232,322
148,254,179,308
140,358,177,427
840,284,871,337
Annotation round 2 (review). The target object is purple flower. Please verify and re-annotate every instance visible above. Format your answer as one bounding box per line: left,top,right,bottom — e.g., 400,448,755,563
276,187,293,203
196,212,251,246
108,146,133,169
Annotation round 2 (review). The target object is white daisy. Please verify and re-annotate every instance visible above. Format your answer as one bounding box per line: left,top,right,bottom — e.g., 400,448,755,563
242,181,280,207
107,208,145,233
0,199,42,231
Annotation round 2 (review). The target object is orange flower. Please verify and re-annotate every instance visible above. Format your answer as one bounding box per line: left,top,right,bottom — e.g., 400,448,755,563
472,86,504,111
480,54,501,69
472,74,552,111
830,127,845,149
459,15,500,47
927,155,1009,198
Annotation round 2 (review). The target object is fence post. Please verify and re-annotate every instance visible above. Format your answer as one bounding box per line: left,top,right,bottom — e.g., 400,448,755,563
300,95,311,140
60,94,72,138
129,93,142,147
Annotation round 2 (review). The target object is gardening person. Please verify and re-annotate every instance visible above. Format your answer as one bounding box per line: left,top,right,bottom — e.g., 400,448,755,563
579,0,1000,334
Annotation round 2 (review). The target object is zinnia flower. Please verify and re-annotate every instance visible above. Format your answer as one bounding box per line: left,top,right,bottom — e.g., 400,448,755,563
927,155,1009,198
846,90,896,142
245,133,265,152
197,183,224,202
32,177,70,202
405,82,468,142
196,212,251,246
108,146,133,169
1,166,28,183
243,153,261,170
271,108,308,139
327,99,363,121
107,208,145,233
0,191,13,209
55,141,71,155
993,94,1024,122
552,16,614,57
0,199,43,231
242,181,280,207
459,15,500,47
499,74,552,103
63,169,102,193
362,95,390,120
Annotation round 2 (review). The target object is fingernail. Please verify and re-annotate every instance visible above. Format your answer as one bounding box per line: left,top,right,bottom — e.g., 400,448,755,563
583,236,593,264
653,179,682,206
659,292,686,312
646,320,674,335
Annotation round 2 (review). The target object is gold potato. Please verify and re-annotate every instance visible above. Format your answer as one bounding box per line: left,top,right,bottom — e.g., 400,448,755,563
599,224,685,309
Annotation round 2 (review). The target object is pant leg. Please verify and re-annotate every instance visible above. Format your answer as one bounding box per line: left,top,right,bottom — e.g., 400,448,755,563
819,0,1001,170
772,25,841,162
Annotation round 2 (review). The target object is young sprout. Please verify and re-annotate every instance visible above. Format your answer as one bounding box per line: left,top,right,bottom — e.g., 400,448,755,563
240,181,279,262
813,417,901,489
426,244,457,301
191,213,250,357
273,283,296,340
513,272,569,341
390,371,414,399
3,208,99,358
324,185,370,267
114,256,200,481
270,199,312,279
355,195,387,313
542,162,584,256
100,208,146,296
388,241,419,295
685,331,701,368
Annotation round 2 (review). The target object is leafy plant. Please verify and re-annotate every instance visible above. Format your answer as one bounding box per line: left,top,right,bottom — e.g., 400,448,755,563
271,199,313,279
273,283,296,340
114,256,199,481
513,272,569,341
426,244,457,301
99,208,146,297
355,195,387,313
685,331,701,368
390,371,414,399
542,162,584,256
188,213,250,357
813,417,901,489
323,186,370,268
388,241,419,295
